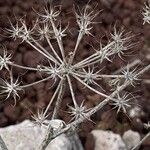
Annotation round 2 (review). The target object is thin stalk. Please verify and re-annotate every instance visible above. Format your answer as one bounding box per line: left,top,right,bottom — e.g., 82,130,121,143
97,74,124,78
72,74,117,101
26,40,60,65
32,38,60,64
74,71,124,79
136,64,150,76
131,132,150,150
66,75,78,108
20,76,52,88
43,80,62,117
38,79,65,150
32,39,52,57
45,35,63,64
51,78,65,119
78,55,107,68
8,62,39,71
70,31,84,64
74,52,98,68
50,20,66,63
74,49,113,68
73,41,115,68
73,51,99,68
113,59,141,74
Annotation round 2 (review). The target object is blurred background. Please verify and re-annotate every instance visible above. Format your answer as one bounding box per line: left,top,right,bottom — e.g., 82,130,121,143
0,0,150,149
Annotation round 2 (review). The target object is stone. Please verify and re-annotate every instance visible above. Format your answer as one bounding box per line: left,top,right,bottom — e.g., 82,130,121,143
123,130,141,150
91,130,127,150
0,120,82,150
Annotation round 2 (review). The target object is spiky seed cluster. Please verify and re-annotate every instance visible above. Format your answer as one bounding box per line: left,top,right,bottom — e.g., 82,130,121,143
68,101,91,121
75,5,99,36
31,109,49,127
144,121,150,130
0,72,22,104
0,47,12,70
110,27,135,58
111,92,132,114
36,6,61,22
122,65,140,86
0,3,143,134
142,1,150,24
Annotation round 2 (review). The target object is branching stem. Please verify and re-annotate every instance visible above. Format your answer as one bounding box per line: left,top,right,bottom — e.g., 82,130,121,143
20,76,52,88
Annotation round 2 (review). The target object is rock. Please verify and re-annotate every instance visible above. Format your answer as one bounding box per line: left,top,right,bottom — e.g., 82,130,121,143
47,134,72,150
0,120,83,150
123,130,141,150
91,130,127,150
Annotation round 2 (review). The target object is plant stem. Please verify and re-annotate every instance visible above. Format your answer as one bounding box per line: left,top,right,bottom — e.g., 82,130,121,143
20,76,52,88
50,19,66,63
39,64,150,150
131,132,150,150
51,78,65,119
8,62,39,71
45,35,63,64
43,80,62,117
66,75,78,108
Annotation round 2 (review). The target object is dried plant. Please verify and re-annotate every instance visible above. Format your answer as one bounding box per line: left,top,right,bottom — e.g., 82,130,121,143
0,1,150,150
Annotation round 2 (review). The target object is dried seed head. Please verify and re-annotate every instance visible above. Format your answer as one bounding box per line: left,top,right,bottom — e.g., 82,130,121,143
0,47,12,70
6,19,37,42
75,5,99,35
54,22,68,38
142,1,150,24
144,121,150,130
79,66,104,90
111,92,133,114
122,65,140,86
68,101,91,121
35,5,61,22
0,72,22,105
110,27,135,58
36,23,53,40
31,109,49,127
5,20,24,40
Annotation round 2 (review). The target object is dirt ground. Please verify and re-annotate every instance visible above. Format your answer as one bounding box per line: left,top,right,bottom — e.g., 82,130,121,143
0,0,150,149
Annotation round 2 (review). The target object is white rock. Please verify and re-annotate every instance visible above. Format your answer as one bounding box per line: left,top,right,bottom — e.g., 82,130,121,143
91,130,127,150
123,130,141,150
0,120,72,150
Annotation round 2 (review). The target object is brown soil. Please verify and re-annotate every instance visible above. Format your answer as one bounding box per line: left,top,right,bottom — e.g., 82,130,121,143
0,0,150,149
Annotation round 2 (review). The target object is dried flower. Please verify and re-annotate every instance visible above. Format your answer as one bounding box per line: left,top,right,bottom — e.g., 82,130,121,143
111,92,133,114
35,5,61,22
0,71,22,104
68,101,91,121
110,27,135,58
0,47,12,70
75,5,99,35
31,109,49,127
142,1,150,24
144,121,150,130
122,65,140,86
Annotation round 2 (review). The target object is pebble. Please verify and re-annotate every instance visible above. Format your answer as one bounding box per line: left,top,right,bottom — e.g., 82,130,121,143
91,130,127,150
